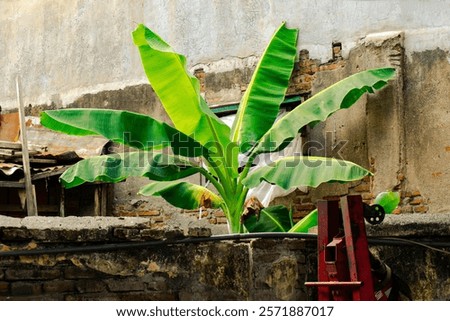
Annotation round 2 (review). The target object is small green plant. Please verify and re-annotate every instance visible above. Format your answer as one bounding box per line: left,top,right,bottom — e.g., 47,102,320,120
41,23,396,233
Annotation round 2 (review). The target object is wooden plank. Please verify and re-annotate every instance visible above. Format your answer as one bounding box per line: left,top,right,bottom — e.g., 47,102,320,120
0,181,26,188
59,185,65,217
16,76,38,216
31,166,68,181
101,184,107,216
0,141,22,150
11,157,57,164
94,185,100,216
0,148,16,156
30,158,57,164
0,141,47,152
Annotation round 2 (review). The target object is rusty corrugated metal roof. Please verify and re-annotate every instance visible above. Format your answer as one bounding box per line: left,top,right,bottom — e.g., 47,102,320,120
25,116,109,159
0,115,108,181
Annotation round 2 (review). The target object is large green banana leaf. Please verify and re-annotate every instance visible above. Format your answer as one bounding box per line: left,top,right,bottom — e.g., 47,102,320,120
139,181,223,210
132,24,231,156
59,152,201,188
289,209,318,233
243,205,293,232
231,22,298,153
242,156,372,189
253,68,396,154
40,109,205,158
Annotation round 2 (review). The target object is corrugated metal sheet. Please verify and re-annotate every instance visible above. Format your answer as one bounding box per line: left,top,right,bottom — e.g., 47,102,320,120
0,115,109,180
25,116,109,159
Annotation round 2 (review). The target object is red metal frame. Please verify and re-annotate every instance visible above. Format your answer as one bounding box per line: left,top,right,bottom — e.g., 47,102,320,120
305,195,376,300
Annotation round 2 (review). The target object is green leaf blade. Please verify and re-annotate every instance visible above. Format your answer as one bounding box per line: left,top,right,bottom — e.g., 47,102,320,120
289,209,318,233
231,22,298,152
60,153,200,188
132,24,231,152
139,181,223,210
243,156,372,190
40,109,205,158
253,68,396,154
244,205,292,233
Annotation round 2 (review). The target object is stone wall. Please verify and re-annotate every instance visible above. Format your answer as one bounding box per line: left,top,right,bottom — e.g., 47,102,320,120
0,216,316,300
1,214,450,301
1,1,449,222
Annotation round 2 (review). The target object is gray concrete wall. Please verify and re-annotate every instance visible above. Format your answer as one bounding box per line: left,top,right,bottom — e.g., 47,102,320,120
1,0,449,110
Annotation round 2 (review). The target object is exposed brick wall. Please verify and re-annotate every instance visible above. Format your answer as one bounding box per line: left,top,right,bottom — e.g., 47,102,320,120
1,215,450,300
396,190,430,214
0,218,316,300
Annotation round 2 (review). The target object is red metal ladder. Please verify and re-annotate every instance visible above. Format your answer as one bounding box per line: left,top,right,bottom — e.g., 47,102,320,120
305,195,375,300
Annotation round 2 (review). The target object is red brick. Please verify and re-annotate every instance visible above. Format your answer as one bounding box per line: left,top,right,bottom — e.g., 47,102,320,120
43,280,75,293
0,281,9,294
105,279,145,292
5,268,60,281
64,266,102,279
401,205,413,213
410,197,423,205
11,282,42,296
216,217,228,224
413,205,429,213
353,183,370,193
214,210,226,217
301,197,312,204
362,192,374,201
295,204,316,211
75,280,107,293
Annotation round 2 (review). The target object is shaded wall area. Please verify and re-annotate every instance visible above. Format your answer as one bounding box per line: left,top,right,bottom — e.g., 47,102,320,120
0,215,449,300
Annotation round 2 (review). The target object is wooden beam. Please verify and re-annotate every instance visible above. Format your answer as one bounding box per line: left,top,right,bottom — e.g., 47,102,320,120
59,185,65,217
0,141,47,151
9,157,57,164
31,166,68,181
0,141,22,150
101,184,107,216
0,148,16,156
16,76,38,216
0,181,26,188
94,185,101,216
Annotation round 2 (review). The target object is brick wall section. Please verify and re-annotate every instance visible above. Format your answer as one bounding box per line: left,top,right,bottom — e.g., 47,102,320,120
0,218,316,300
1,215,450,300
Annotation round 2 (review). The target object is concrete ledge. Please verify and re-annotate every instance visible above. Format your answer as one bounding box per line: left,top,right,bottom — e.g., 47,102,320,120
0,215,184,242
2,213,450,242
366,213,450,238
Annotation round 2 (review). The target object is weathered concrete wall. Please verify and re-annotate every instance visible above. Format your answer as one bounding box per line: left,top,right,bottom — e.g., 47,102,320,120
0,214,449,300
0,215,316,300
1,1,449,219
1,0,449,110
403,49,450,213
367,213,450,300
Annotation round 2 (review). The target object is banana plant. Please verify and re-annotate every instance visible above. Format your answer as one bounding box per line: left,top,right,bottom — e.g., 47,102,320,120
40,22,396,233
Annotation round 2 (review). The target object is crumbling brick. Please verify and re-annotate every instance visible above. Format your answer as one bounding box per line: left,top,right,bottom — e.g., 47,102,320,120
43,280,76,293
11,282,42,296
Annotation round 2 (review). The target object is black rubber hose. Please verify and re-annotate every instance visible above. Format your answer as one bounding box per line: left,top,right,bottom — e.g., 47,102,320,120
0,232,449,257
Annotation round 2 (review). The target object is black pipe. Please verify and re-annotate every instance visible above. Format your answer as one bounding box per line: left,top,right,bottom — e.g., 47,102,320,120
0,232,449,258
